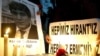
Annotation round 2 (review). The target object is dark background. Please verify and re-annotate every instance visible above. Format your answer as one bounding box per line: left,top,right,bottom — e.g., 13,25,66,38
28,0,100,28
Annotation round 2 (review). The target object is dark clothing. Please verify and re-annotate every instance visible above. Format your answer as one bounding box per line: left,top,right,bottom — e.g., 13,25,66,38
1,23,38,39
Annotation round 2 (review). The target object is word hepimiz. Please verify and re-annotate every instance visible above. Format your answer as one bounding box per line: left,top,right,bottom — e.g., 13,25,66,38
51,23,97,35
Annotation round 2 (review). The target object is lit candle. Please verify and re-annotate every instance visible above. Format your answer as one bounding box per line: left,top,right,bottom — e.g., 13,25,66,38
4,28,10,56
4,28,10,38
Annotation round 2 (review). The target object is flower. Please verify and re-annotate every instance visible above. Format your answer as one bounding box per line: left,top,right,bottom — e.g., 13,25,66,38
56,48,68,56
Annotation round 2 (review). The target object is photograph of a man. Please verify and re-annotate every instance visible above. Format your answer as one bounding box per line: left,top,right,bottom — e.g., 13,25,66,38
1,1,38,39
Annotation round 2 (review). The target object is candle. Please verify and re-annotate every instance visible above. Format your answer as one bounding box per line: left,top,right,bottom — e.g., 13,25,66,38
4,28,10,56
12,38,19,56
13,42,18,56
20,39,26,56
20,45,24,56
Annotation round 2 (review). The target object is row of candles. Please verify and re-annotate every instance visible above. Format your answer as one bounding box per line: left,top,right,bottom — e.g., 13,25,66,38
4,28,25,56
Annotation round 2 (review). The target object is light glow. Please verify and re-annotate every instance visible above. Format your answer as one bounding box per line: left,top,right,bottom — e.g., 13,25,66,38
5,28,10,34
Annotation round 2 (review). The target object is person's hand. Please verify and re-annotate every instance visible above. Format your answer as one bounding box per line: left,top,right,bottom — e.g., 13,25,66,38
45,35,51,44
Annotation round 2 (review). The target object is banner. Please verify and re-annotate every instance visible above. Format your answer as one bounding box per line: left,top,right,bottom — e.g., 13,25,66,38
0,0,45,56
49,18,100,56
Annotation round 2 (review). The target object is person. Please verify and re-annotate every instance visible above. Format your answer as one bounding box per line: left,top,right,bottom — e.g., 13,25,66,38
39,0,54,53
1,1,38,39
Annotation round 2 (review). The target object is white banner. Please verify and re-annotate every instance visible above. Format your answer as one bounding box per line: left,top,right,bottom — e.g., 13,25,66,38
49,18,100,56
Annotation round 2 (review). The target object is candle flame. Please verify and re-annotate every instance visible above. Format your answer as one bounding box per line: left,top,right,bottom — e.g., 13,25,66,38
5,28,10,34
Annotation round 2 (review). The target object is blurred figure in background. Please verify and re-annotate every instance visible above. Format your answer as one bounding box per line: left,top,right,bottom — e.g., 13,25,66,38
39,0,55,53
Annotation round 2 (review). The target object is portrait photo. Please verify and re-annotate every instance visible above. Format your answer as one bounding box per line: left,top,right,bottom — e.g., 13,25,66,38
1,0,38,39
